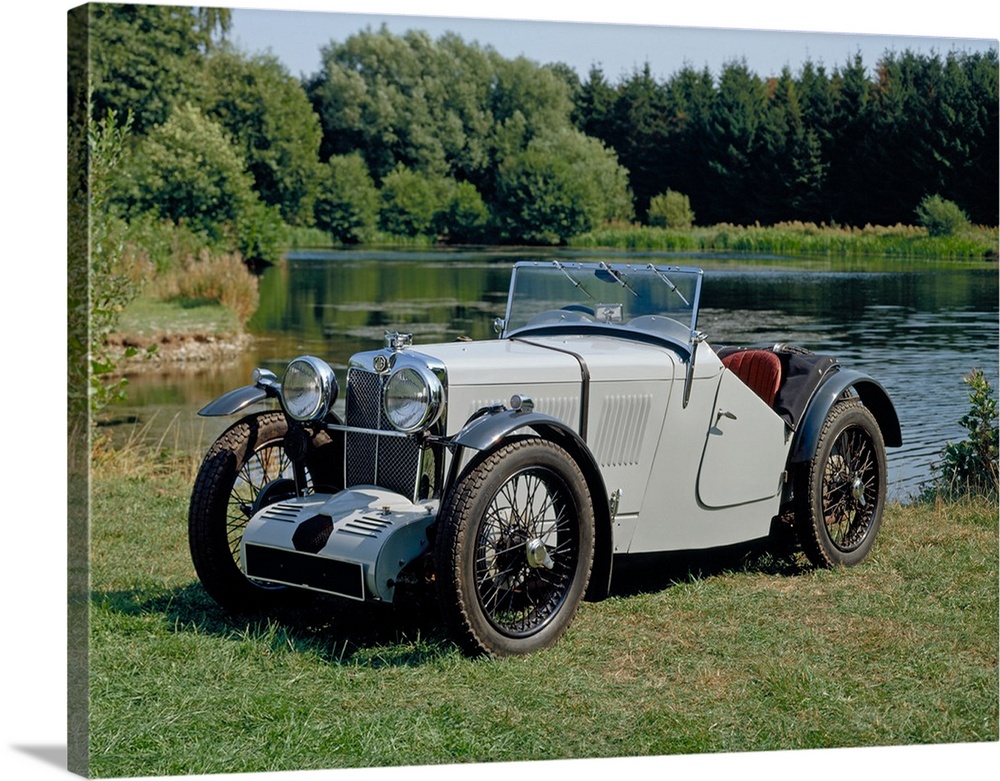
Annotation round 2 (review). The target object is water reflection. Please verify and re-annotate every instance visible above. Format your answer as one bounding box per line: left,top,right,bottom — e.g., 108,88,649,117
118,250,998,501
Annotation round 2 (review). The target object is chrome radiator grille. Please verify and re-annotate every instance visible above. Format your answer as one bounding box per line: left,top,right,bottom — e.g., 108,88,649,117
344,368,423,498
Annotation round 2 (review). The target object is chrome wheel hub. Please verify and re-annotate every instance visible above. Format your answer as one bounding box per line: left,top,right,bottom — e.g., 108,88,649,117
525,538,554,570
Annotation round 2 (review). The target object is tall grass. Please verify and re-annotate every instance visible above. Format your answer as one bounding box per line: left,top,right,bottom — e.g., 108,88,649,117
143,248,261,326
572,221,999,259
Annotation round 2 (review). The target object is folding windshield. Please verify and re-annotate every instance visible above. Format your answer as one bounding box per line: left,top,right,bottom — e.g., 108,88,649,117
503,261,703,345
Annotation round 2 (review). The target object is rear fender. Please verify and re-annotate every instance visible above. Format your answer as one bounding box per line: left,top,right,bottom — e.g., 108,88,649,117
789,369,902,464
447,408,614,602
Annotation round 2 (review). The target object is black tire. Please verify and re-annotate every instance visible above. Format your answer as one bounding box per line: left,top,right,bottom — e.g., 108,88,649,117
189,411,330,611
794,401,887,568
434,438,595,657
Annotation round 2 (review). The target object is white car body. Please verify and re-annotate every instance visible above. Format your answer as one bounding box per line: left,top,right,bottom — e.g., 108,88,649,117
191,261,901,656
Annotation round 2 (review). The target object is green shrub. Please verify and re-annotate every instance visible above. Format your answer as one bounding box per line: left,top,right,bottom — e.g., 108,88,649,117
378,164,451,238
314,153,379,244
118,104,258,243
155,249,261,326
493,128,633,244
647,189,695,229
915,194,969,237
436,180,490,243
921,368,999,501
234,197,288,263
88,109,143,415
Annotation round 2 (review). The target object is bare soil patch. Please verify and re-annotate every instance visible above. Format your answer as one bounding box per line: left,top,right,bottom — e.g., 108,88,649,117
107,331,254,372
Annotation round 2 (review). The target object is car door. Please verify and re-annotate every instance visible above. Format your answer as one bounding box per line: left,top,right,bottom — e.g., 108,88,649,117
696,368,791,508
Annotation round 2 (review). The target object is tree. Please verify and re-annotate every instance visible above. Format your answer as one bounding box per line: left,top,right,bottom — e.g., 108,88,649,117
702,60,775,224
308,26,496,183
378,164,451,237
307,27,577,200
608,64,672,217
88,4,228,134
648,190,695,228
87,110,142,414
915,194,969,236
314,154,380,243
493,128,633,244
573,66,618,147
436,181,491,244
115,103,283,262
825,53,873,224
119,104,254,238
204,48,322,225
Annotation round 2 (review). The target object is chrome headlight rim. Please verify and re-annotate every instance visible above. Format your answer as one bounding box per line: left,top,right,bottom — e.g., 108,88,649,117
281,355,338,421
382,364,444,433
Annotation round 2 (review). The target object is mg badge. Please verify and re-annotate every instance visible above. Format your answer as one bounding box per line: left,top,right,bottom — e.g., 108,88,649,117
373,354,390,373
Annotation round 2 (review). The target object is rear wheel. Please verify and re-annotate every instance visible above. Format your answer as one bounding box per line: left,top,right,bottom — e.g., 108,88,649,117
435,439,595,657
794,402,887,568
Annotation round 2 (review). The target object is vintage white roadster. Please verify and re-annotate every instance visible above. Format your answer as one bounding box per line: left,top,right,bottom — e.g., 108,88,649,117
189,261,901,656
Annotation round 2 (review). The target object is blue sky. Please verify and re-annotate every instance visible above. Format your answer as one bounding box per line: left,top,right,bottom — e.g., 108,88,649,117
225,1,998,81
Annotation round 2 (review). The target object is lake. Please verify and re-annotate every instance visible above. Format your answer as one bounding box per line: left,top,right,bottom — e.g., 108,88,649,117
118,248,999,501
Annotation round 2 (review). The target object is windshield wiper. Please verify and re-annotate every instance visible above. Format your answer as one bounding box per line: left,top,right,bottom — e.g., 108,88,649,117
647,264,690,306
553,260,595,300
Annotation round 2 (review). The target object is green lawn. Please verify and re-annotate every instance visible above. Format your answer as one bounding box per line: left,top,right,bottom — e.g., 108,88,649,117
86,455,998,777
115,296,243,340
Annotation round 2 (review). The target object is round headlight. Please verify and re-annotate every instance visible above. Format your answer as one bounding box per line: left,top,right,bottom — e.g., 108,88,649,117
383,366,443,432
281,356,337,421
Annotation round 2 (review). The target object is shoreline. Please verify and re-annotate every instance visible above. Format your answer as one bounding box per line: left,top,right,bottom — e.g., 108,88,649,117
106,330,254,373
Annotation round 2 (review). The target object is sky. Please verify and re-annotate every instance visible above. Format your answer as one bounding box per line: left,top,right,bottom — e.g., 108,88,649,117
226,2,999,82
1,3,998,781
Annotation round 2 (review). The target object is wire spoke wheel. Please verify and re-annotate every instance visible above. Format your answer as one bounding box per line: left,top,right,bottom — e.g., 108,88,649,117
435,438,595,656
225,442,310,568
795,401,887,568
473,467,579,637
820,426,880,551
189,412,314,610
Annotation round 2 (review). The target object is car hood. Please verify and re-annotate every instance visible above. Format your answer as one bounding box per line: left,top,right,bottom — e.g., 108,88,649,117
415,334,681,386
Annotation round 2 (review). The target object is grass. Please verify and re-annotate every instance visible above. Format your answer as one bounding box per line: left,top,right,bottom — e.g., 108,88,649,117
115,296,243,340
286,222,1000,258
570,222,999,260
85,444,998,777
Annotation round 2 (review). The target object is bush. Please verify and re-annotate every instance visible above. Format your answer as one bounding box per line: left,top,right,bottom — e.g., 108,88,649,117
493,128,633,244
118,104,258,243
234,197,288,263
915,194,970,237
155,249,261,326
921,368,999,501
647,189,695,229
378,165,450,238
436,181,490,243
88,109,144,414
314,154,379,244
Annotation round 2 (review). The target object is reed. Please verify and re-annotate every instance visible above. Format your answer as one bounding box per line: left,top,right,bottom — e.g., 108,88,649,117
572,222,999,259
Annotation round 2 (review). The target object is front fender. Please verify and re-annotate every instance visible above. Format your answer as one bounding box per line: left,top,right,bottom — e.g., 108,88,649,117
450,407,577,453
198,385,269,417
789,368,902,463
448,408,614,602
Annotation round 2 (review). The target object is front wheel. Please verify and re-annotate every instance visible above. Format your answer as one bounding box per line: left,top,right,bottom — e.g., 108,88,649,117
434,438,595,657
188,411,335,611
794,401,888,568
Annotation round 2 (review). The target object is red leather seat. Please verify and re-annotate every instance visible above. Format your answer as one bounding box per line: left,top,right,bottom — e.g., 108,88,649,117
721,349,783,407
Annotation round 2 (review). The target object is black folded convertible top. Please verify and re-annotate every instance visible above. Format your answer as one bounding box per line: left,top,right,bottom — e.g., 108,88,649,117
718,346,839,430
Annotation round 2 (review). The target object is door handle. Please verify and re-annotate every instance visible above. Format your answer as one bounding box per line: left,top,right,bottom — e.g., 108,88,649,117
715,409,738,425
